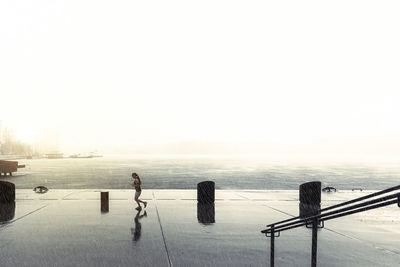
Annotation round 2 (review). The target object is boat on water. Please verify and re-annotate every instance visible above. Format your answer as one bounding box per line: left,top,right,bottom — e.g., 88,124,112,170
45,153,64,159
69,152,103,158
90,152,103,158
69,153,90,158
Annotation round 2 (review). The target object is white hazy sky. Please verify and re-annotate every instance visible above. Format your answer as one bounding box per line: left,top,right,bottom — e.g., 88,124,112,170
1,1,400,154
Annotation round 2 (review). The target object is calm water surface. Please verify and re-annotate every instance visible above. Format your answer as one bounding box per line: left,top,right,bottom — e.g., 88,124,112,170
1,155,399,190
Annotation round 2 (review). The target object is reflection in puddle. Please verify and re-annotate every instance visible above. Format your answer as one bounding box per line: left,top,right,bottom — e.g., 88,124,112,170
197,203,215,224
0,201,15,223
131,209,147,243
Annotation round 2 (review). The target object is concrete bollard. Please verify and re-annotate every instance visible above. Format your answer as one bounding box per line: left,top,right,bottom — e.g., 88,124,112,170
197,181,215,204
299,181,321,218
101,192,109,213
0,201,15,222
0,181,15,203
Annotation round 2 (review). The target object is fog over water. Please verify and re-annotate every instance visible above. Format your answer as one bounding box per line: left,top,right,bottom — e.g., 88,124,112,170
3,155,399,190
1,1,400,158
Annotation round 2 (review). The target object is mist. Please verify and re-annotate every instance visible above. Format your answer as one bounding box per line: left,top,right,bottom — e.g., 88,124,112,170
1,0,399,158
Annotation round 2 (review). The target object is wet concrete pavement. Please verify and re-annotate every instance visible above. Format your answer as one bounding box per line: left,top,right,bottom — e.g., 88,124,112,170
0,190,399,266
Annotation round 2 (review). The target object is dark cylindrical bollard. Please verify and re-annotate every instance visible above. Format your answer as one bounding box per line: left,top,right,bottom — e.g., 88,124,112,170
299,181,321,218
0,181,15,203
197,203,215,224
101,192,109,213
0,201,15,222
197,181,215,204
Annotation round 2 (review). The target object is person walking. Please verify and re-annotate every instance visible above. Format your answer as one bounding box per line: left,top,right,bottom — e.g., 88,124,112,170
131,173,147,210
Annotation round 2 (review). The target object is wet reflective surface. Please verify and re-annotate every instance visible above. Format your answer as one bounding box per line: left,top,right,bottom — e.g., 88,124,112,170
132,209,147,242
0,189,398,266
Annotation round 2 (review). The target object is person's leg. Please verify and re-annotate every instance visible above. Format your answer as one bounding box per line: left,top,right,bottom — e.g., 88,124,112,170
136,191,147,208
135,195,142,210
138,198,147,208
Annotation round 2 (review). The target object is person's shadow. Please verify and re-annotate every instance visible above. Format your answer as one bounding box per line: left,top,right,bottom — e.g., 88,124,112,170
131,209,147,243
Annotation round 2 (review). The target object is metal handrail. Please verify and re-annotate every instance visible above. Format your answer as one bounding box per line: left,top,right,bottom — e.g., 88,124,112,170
261,185,400,267
262,192,400,234
266,184,400,228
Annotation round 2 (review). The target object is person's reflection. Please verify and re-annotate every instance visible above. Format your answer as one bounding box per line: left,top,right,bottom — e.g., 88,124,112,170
0,201,15,223
131,209,147,243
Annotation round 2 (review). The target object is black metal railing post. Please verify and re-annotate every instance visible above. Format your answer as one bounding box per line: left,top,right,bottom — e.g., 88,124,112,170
261,184,400,266
270,225,275,267
311,218,318,267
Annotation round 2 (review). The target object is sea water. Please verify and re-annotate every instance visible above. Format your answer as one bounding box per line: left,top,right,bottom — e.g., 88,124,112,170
2,154,399,190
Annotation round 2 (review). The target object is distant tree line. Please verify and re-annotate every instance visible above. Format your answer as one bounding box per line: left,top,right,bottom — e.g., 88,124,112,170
0,128,34,156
